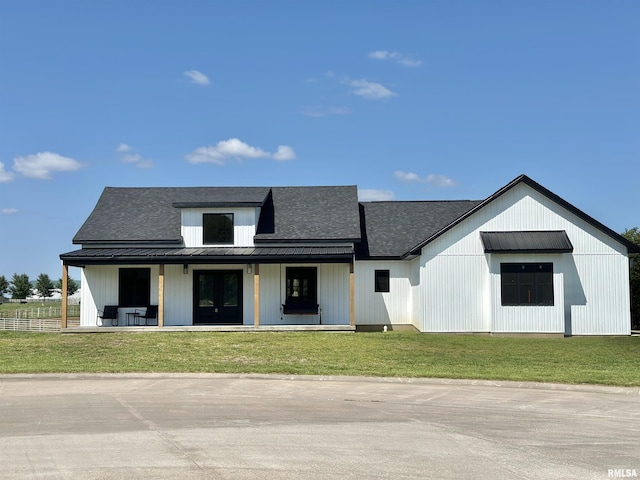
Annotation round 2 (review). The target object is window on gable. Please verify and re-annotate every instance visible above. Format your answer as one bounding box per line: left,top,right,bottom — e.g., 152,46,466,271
203,213,233,245
285,267,317,306
501,263,553,306
119,268,150,307
375,270,390,292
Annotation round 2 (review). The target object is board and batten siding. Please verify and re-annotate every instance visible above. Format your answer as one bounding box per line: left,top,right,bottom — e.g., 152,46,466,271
417,182,631,335
181,207,259,247
80,265,160,327
258,263,351,325
354,261,414,326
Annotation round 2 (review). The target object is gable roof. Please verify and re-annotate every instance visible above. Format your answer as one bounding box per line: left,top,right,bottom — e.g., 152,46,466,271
407,174,640,256
357,200,481,259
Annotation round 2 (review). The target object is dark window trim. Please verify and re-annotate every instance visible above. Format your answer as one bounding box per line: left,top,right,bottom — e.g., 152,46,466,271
500,263,554,306
374,269,390,293
285,267,318,309
118,267,151,307
203,213,234,245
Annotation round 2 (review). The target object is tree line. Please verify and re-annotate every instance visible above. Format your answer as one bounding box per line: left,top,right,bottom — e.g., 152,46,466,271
0,273,80,301
623,228,640,330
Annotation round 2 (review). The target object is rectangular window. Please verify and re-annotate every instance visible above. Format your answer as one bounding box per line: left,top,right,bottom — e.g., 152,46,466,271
285,267,317,306
203,213,234,244
119,268,150,307
501,263,553,306
375,270,390,292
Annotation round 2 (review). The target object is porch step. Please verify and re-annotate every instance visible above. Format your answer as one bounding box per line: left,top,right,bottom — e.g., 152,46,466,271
62,325,356,334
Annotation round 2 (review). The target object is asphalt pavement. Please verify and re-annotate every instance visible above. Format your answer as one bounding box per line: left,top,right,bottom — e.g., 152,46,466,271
0,374,638,479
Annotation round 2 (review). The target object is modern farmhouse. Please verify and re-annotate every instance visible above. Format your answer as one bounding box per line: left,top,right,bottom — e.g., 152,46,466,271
60,175,639,335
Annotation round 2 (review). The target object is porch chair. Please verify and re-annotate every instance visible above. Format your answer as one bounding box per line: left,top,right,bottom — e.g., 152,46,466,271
134,305,158,326
97,305,119,326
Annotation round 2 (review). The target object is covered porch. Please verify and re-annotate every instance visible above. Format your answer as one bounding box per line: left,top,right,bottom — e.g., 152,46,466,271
60,246,356,329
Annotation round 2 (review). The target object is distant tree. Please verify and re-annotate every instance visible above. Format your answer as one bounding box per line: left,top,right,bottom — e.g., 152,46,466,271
9,273,32,300
0,275,8,297
57,277,80,296
622,228,640,329
35,273,55,301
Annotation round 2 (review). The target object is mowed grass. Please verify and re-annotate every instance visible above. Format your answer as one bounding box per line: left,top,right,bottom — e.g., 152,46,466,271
1,331,639,386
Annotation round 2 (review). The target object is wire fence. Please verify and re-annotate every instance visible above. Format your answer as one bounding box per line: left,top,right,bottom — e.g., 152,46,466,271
0,318,80,333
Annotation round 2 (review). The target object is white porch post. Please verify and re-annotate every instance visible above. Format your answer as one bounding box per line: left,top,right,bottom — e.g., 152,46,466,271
158,264,164,327
61,263,68,329
349,260,355,327
254,264,260,326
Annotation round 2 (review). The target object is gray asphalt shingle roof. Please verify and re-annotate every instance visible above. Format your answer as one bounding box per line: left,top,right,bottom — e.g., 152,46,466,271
357,200,482,258
72,185,361,245
73,187,271,244
254,186,361,242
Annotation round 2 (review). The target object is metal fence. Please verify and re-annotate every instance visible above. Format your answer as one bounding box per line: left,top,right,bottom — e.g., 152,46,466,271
0,305,81,332
0,317,80,333
0,304,80,320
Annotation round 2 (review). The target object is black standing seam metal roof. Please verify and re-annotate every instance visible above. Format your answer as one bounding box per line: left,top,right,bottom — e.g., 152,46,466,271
480,231,574,253
60,246,354,266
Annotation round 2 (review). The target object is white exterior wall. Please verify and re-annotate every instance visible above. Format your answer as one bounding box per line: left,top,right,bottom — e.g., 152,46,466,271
417,183,631,335
354,261,414,326
489,254,565,333
79,262,351,327
81,265,160,327
181,207,259,247
258,263,351,325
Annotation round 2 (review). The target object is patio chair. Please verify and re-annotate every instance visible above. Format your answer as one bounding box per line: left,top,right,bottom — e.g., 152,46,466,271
134,305,158,326
97,305,119,326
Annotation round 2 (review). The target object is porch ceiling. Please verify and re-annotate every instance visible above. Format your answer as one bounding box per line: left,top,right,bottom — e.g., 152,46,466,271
60,246,354,266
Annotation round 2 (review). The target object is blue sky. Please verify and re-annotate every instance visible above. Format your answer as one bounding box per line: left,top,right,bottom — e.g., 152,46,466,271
1,1,638,281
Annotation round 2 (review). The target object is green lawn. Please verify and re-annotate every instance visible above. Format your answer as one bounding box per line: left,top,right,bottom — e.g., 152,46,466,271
1,331,638,386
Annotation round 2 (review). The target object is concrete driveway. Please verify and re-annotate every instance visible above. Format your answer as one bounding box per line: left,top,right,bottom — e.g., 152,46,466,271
0,374,638,479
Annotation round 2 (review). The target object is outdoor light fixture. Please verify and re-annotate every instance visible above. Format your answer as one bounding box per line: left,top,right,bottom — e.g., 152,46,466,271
247,264,253,274
183,264,188,275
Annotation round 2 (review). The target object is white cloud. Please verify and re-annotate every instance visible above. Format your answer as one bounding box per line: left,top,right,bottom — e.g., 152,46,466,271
347,79,396,100
394,170,422,182
395,170,456,188
116,144,153,168
0,162,15,183
358,189,396,201
12,152,84,179
184,70,211,86
368,50,422,67
273,145,296,162
303,106,351,118
186,138,296,165
1,208,19,214
425,174,456,187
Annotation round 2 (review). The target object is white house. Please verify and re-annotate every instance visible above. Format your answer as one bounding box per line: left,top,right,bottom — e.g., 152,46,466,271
60,175,639,335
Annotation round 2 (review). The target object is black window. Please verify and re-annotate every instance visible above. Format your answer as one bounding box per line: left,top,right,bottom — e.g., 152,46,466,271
203,213,233,244
285,267,317,306
501,263,553,306
119,268,150,307
375,270,390,292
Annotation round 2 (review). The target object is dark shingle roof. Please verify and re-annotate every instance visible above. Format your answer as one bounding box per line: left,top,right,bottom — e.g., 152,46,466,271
254,186,361,242
72,185,361,245
73,187,271,244
357,200,481,258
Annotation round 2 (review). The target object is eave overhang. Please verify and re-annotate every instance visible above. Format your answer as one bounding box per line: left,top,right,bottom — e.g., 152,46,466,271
60,246,354,267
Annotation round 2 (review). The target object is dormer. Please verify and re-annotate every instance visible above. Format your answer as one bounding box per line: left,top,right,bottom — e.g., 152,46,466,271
175,202,264,248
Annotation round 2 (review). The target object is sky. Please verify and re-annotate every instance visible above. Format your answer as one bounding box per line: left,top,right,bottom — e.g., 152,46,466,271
0,1,638,281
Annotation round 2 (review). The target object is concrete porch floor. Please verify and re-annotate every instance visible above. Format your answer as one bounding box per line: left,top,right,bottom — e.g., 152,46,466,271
62,324,356,334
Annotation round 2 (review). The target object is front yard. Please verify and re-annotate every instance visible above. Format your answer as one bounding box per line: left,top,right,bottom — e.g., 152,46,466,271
1,331,638,386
